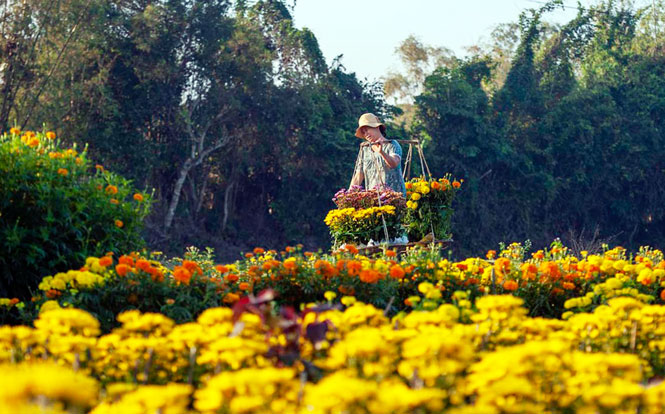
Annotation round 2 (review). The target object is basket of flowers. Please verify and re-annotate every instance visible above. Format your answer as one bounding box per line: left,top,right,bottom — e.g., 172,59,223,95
324,186,406,249
404,175,461,243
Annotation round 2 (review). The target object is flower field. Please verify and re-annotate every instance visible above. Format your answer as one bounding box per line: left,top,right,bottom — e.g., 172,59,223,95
3,242,665,412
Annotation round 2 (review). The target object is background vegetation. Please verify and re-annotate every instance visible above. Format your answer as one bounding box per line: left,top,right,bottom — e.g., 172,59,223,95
1,0,664,260
0,131,150,297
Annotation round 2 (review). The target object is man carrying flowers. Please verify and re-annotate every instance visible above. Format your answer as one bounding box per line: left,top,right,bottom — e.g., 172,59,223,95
349,113,406,196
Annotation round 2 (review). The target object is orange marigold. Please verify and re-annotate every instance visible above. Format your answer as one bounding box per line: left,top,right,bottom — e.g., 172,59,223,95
115,263,133,277
262,261,274,271
215,265,229,274
346,260,362,276
45,289,61,299
114,219,124,228
359,269,382,283
539,261,561,280
503,280,518,291
661,290,665,301
225,273,239,283
238,282,251,291
562,282,576,290
385,249,397,258
173,266,192,285
521,263,538,281
452,180,461,188
283,259,298,271
389,265,405,279
133,193,144,202
345,244,359,254
135,259,151,272
105,185,118,195
314,260,337,278
223,293,240,304
118,255,135,267
253,247,265,255
182,260,202,276
57,168,68,176
46,131,56,140
465,277,479,286
98,256,113,267
149,267,164,282
494,257,511,278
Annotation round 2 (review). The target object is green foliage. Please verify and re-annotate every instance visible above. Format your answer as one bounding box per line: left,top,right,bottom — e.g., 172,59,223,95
412,1,665,255
0,130,150,298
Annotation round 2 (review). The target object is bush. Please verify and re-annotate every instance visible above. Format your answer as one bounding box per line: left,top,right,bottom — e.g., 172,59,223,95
0,128,151,298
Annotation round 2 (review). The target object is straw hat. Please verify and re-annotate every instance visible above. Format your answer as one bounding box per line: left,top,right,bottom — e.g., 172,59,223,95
355,113,386,138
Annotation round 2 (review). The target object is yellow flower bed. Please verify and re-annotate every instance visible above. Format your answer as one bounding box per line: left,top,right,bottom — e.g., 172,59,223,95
3,242,665,411
3,288,665,412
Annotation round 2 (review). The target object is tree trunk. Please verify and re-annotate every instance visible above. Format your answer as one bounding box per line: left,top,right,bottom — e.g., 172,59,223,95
164,158,193,230
222,180,235,233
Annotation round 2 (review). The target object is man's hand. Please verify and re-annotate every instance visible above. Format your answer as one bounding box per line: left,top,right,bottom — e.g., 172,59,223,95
370,139,388,154
369,139,400,169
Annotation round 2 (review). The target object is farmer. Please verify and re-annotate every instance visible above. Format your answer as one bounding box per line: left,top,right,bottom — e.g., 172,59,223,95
349,113,407,196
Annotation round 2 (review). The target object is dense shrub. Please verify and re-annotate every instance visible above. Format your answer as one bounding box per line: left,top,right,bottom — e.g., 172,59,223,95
0,129,151,298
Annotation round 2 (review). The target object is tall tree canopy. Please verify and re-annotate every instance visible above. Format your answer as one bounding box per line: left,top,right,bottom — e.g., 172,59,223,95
411,0,665,254
1,0,393,258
